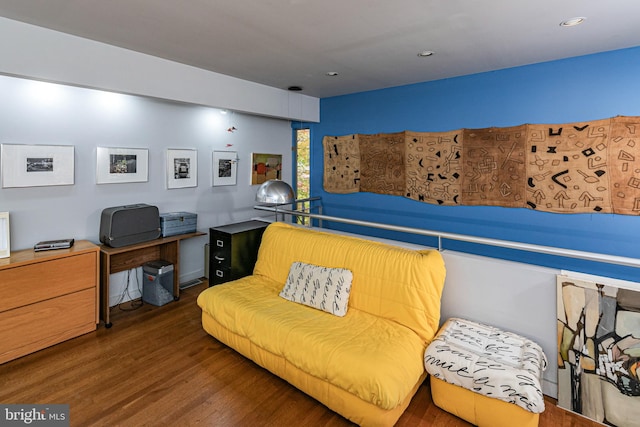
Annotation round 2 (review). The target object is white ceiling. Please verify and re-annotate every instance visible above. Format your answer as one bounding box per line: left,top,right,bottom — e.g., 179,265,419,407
1,0,639,99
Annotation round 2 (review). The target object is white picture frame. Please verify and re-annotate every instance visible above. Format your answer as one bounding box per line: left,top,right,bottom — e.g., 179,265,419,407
96,147,149,184
1,144,75,188
166,149,197,189
0,212,9,259
212,151,238,186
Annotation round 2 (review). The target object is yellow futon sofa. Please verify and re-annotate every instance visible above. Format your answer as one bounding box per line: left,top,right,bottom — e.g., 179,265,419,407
197,222,446,426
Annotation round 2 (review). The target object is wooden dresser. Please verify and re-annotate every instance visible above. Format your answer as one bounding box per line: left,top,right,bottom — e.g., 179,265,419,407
0,240,99,364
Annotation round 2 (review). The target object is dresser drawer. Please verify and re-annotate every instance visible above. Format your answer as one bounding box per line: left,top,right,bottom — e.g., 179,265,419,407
0,288,96,364
0,252,96,312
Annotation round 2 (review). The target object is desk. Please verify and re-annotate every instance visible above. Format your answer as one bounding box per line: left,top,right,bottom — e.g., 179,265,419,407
100,231,205,328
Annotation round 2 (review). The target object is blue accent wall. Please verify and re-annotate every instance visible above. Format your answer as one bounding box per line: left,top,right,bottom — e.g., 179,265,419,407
305,47,640,281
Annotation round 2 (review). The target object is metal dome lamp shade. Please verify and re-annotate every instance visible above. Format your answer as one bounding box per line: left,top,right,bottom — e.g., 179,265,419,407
255,180,295,221
255,179,295,204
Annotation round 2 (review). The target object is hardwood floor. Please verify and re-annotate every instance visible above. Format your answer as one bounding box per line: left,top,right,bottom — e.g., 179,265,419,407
0,281,602,427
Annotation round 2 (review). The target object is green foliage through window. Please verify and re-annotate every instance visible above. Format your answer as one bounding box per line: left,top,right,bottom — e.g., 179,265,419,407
295,129,310,224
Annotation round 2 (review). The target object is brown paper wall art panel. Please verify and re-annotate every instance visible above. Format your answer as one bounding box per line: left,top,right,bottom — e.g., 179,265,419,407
609,116,640,215
462,126,527,207
359,132,406,196
525,119,612,213
405,130,463,205
322,134,360,193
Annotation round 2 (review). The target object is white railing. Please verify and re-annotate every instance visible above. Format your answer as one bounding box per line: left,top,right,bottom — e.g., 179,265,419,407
254,202,640,269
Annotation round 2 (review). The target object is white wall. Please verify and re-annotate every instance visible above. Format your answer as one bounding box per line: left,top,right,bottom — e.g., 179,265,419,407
0,74,290,304
439,251,559,397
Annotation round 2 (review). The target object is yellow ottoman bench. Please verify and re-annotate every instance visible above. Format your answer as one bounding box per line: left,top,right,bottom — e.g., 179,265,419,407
424,318,547,427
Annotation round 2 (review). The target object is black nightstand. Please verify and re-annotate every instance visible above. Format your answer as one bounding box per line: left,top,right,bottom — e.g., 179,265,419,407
209,220,268,286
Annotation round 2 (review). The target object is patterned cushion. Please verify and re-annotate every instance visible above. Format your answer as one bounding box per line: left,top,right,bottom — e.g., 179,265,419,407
280,262,353,316
424,317,548,414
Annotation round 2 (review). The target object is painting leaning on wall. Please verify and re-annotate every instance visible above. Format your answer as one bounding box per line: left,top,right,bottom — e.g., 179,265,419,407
557,275,640,426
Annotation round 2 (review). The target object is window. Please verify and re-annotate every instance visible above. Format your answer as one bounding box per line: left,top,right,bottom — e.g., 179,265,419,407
294,128,310,225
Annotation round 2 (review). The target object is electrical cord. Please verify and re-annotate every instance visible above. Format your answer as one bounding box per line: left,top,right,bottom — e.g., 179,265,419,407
110,268,143,312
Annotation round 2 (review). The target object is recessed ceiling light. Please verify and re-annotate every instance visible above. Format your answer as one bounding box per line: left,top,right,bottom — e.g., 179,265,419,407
287,86,303,91
560,17,586,27
326,71,339,76
417,51,435,57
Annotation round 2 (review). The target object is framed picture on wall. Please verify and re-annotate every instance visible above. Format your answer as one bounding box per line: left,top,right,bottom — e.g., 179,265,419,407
96,147,148,184
166,149,197,189
251,153,282,185
212,151,238,186
0,212,9,259
1,144,75,188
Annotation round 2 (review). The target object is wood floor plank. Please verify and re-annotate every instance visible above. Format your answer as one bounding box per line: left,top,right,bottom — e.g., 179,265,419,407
0,281,601,426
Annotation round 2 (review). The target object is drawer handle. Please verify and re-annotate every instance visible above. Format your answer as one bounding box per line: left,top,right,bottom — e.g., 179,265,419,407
214,256,225,261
